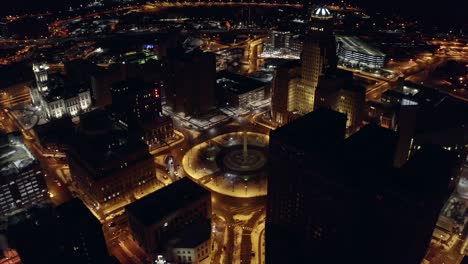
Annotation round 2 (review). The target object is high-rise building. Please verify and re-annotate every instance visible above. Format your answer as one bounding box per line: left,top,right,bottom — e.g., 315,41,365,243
126,178,211,259
165,49,216,116
66,109,157,218
270,60,302,125
333,84,365,131
110,78,174,151
314,69,365,132
111,78,162,121
267,109,347,264
0,132,49,216
266,108,459,264
298,6,337,114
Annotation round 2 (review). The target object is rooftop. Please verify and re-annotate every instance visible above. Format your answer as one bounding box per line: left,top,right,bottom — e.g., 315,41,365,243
0,133,36,178
39,74,88,102
216,71,266,95
126,178,210,226
67,110,151,180
271,108,346,153
171,219,211,248
33,118,75,144
336,35,385,57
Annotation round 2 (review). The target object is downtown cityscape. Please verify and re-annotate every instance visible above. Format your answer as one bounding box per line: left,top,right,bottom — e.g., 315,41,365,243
0,0,467,264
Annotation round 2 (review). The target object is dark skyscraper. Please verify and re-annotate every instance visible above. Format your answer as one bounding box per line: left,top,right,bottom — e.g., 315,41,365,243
165,49,216,116
7,199,112,264
266,109,458,264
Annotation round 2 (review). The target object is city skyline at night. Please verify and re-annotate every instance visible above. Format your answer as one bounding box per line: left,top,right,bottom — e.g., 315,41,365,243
0,1,466,264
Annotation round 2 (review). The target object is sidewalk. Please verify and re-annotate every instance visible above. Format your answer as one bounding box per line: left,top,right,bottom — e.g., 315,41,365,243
150,129,185,155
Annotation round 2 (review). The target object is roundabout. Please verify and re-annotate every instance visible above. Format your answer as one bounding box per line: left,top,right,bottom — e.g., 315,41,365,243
182,131,269,198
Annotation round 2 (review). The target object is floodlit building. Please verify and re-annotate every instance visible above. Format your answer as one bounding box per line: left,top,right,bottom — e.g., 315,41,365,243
0,133,48,216
298,6,337,114
126,178,211,259
270,60,302,125
29,63,92,119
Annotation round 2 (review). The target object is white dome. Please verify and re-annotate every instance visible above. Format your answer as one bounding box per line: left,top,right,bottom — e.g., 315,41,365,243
311,7,332,19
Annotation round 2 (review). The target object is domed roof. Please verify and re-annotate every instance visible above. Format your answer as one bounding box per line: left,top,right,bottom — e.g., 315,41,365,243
311,6,332,19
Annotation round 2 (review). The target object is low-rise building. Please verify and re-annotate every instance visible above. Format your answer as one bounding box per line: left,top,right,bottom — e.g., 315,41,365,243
336,35,386,70
126,178,211,258
32,118,75,158
171,219,211,264
216,71,267,109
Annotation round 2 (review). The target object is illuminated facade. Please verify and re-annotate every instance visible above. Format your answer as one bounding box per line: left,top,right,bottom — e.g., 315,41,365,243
270,60,302,125
298,6,336,114
334,86,366,130
30,63,92,119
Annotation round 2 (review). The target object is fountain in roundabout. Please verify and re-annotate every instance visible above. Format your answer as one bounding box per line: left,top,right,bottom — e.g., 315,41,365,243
182,130,268,198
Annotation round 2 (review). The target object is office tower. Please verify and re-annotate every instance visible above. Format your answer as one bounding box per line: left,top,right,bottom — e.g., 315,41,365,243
66,109,157,218
0,132,49,216
298,6,337,114
7,199,112,264
333,83,365,131
315,69,365,132
110,78,174,150
374,81,468,167
165,49,216,116
111,78,162,121
126,178,211,259
266,109,347,264
266,108,458,264
270,60,302,125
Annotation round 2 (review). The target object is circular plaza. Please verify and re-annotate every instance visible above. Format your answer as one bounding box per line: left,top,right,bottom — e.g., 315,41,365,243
182,132,268,198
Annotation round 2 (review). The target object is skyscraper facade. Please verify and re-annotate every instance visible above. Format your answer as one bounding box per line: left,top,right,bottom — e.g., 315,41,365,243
266,108,458,264
298,7,337,114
